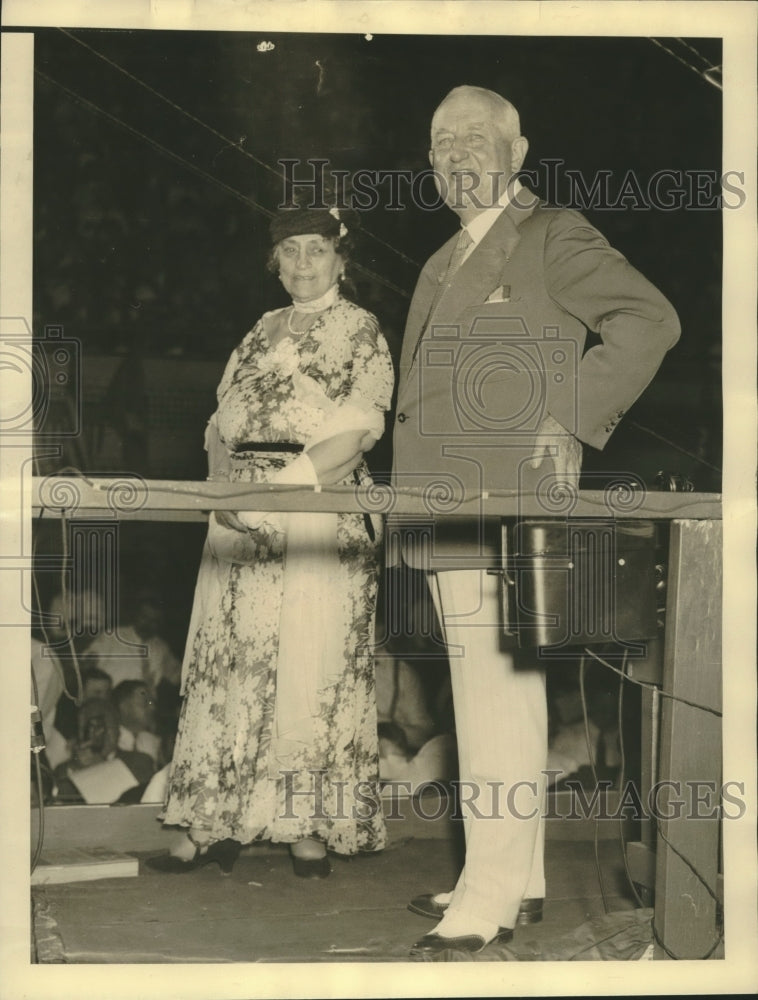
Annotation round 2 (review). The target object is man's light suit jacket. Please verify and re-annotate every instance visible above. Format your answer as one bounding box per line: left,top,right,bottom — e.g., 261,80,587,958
391,187,681,568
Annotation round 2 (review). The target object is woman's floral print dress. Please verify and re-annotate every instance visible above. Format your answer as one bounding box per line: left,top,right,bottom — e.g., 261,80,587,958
162,297,394,854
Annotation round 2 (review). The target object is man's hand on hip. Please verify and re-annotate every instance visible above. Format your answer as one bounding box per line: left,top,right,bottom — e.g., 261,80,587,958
529,413,583,480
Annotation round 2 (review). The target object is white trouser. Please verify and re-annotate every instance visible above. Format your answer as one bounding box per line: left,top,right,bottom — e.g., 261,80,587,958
429,568,547,929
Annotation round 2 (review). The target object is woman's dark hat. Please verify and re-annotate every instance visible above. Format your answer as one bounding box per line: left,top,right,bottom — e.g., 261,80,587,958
269,206,348,245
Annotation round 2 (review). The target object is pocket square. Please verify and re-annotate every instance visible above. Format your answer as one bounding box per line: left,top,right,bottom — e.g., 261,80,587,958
485,284,511,303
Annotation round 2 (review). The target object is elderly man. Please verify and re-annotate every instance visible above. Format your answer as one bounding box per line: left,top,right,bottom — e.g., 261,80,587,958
391,85,680,958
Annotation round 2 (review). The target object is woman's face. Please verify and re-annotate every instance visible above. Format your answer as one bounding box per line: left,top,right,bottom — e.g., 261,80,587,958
276,234,342,304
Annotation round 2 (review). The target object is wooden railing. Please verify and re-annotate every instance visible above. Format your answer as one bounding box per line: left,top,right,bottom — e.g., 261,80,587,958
31,474,722,522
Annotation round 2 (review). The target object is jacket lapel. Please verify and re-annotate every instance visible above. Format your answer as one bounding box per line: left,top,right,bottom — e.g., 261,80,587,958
399,187,541,382
398,255,445,376
430,191,539,324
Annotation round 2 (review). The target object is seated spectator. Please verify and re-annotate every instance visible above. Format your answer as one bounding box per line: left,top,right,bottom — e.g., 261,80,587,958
376,656,440,753
53,698,155,804
85,589,181,694
113,680,162,766
41,587,105,657
81,665,112,702
377,720,458,797
53,665,113,745
33,589,106,768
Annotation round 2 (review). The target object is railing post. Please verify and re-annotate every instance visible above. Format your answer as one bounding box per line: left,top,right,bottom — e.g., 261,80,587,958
653,518,722,958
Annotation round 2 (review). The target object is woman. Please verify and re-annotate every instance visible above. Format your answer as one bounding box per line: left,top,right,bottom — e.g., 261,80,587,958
148,206,394,878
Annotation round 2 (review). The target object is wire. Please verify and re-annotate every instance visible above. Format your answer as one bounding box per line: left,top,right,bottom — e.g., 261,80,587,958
58,28,422,270
31,754,45,874
612,657,724,960
671,38,723,89
614,653,647,910
59,511,84,706
674,37,720,68
628,420,722,475
30,670,45,874
59,32,283,188
649,38,723,92
37,69,411,304
36,70,273,219
654,822,720,906
651,917,723,961
567,923,649,961
578,656,610,914
583,647,721,719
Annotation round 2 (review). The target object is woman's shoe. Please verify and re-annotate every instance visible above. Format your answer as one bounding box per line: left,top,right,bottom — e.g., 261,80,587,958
290,853,332,879
145,838,240,875
289,837,331,879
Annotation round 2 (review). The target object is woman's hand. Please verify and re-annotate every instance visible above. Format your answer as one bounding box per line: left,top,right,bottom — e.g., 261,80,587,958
206,422,246,527
213,510,249,533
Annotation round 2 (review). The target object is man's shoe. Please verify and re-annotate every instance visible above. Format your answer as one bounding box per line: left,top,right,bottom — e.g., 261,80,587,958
409,892,543,926
409,927,513,959
517,897,544,924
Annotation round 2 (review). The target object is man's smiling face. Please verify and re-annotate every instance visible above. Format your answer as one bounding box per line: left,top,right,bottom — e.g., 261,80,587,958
429,91,527,221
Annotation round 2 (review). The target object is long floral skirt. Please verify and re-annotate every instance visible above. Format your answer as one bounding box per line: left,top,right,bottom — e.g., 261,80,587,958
162,483,386,855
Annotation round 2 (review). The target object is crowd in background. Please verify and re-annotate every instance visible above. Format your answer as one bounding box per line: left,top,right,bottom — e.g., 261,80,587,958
32,569,634,809
31,587,182,806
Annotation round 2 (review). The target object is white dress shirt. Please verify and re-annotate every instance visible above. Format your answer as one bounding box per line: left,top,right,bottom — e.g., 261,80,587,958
459,177,524,262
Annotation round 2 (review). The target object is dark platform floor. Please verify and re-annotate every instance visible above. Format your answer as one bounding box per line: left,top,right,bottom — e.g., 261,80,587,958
32,836,642,964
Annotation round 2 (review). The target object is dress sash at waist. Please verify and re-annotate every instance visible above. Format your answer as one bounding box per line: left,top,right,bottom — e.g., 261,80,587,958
234,441,304,454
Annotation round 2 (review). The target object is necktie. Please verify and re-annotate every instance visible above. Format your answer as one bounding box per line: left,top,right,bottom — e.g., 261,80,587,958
444,227,474,282
411,228,473,363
